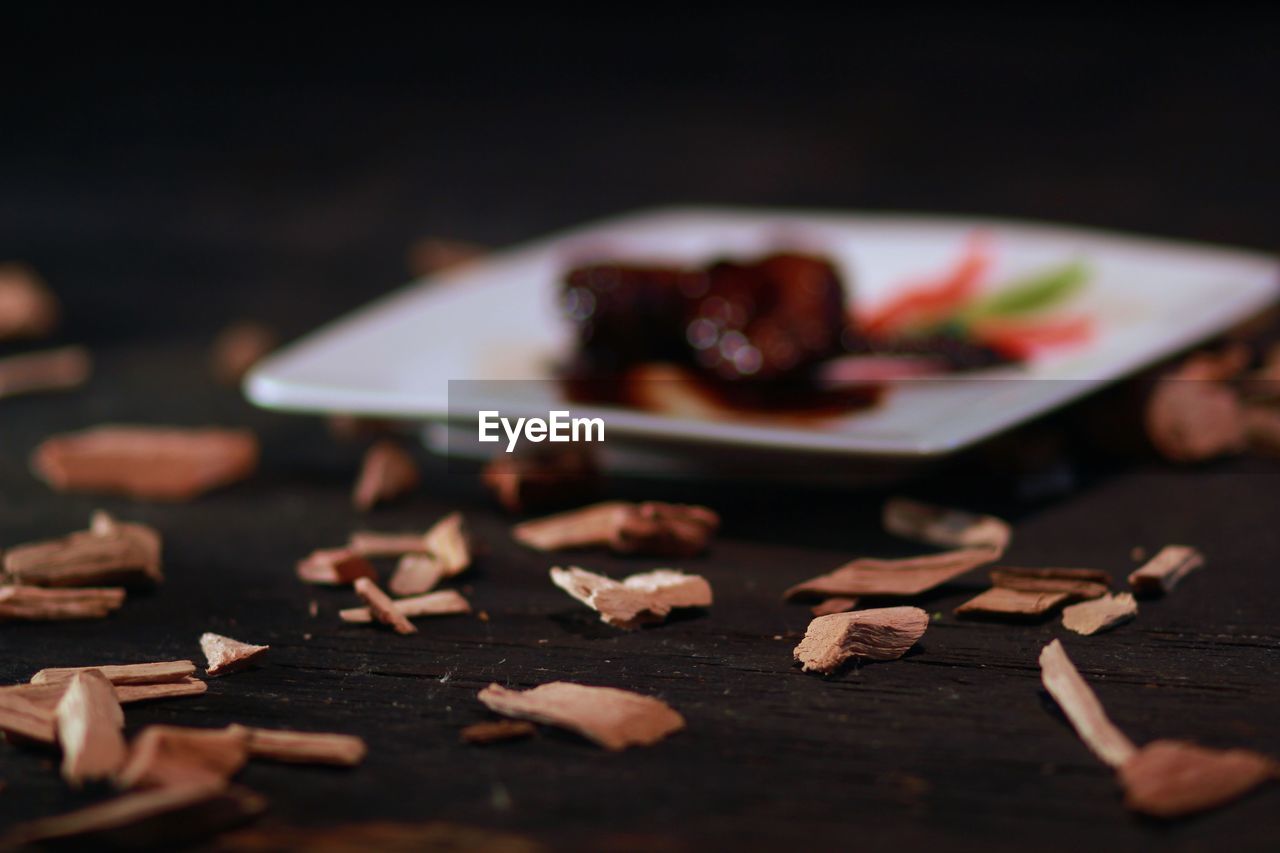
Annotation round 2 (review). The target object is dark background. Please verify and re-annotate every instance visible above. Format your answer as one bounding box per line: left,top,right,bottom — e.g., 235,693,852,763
2,7,1279,851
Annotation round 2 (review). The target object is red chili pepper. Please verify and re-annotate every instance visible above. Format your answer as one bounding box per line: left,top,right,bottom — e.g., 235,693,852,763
860,233,991,336
972,315,1094,361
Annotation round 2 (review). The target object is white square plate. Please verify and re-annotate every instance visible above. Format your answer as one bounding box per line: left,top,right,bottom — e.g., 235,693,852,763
246,207,1278,464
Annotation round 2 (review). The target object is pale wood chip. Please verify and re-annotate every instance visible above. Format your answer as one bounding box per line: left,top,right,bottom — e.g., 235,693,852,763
810,596,859,617
56,670,126,785
785,546,999,600
0,687,57,742
477,681,684,751
513,501,718,557
0,262,59,339
988,567,1110,600
0,345,91,401
352,577,417,634
352,440,420,511
1062,593,1138,636
0,584,126,620
550,566,712,629
1128,545,1204,596
1038,639,1137,768
200,633,269,677
883,498,1011,551
957,586,1072,618
339,589,470,625
210,321,277,385
1,783,266,848
296,548,377,585
32,660,196,686
481,446,598,514
227,725,366,766
116,725,250,790
424,511,471,576
1118,739,1279,818
461,719,537,745
388,553,446,596
348,531,430,557
3,510,162,587
793,606,928,675
32,425,259,501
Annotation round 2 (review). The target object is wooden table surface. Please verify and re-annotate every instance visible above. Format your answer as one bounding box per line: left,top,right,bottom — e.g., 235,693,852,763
2,10,1278,850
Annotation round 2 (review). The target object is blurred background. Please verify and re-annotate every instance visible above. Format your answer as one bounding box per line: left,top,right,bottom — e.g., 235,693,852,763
4,7,1276,353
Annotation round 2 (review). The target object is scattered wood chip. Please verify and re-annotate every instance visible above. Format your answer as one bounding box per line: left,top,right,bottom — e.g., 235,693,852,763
0,585,126,620
481,446,598,513
956,586,1073,618
388,553,445,596
32,660,196,686
1062,593,1138,636
0,345,92,401
1128,545,1204,596
339,589,470,625
296,548,377,585
513,501,718,557
549,566,712,629
0,262,59,339
883,498,1012,551
476,681,685,751
423,511,472,575
0,687,57,742
227,725,366,766
461,719,537,745
32,425,260,501
210,321,277,385
200,633,269,677
352,577,417,634
115,678,208,704
793,606,928,675
1,783,266,848
347,530,429,557
785,547,999,600
1038,639,1137,768
116,725,250,790
352,439,421,511
810,596,859,617
56,669,126,785
987,567,1110,601
3,510,162,587
1118,739,1279,818
407,236,486,276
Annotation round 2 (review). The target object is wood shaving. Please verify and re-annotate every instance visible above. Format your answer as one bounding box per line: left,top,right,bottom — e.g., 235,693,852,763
785,546,999,600
956,586,1072,618
32,660,196,686
1038,639,1137,768
0,687,57,742
481,446,598,513
200,633,269,677
388,553,446,596
461,719,537,745
352,440,420,511
0,262,59,339
989,567,1111,600
116,725,250,790
32,425,259,501
1062,593,1138,636
0,345,91,401
1128,545,1204,596
793,606,928,674
0,585,126,620
339,589,470,625
348,531,429,557
210,321,277,385
549,566,712,629
477,681,685,751
810,596,859,617
227,725,366,766
423,512,471,576
115,678,208,704
513,501,718,557
55,669,126,785
296,548,377,585
352,577,417,634
3,510,162,587
1118,739,1279,818
883,498,1011,551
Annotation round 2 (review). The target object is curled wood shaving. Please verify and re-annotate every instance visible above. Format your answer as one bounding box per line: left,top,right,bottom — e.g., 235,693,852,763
793,606,928,675
56,669,126,785
883,498,1011,551
3,510,161,587
0,585,126,620
1128,545,1204,596
352,577,417,635
32,660,196,686
1038,639,1137,768
956,587,1072,618
199,633,269,677
32,425,259,501
116,725,250,790
352,440,420,511
1062,593,1138,636
227,725,366,767
785,546,999,600
296,548,377,585
461,719,537,745
513,501,718,557
210,321,277,385
339,589,470,625
0,345,91,401
477,681,685,751
0,262,59,339
549,566,712,629
810,596,859,617
1118,739,1279,818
